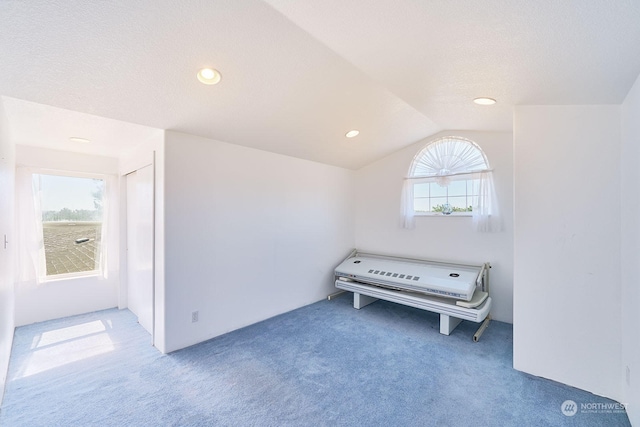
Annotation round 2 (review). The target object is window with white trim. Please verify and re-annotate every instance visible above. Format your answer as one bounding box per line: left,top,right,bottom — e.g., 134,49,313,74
36,173,106,277
408,136,488,215
413,178,477,214
401,136,500,231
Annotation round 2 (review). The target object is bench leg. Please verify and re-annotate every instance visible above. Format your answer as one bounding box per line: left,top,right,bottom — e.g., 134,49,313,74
353,292,378,309
440,314,462,335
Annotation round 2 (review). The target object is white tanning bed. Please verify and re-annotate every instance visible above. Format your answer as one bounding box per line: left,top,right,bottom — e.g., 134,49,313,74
333,251,492,340
334,254,480,301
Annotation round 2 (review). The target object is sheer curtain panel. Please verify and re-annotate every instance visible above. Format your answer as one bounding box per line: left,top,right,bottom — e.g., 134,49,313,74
15,168,46,284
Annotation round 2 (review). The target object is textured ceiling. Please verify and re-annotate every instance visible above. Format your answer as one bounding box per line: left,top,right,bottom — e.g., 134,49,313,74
265,0,640,131
2,97,162,159
2,0,640,169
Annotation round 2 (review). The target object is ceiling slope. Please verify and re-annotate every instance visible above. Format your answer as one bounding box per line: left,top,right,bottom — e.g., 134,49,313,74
2,1,640,167
265,0,640,131
0,0,439,169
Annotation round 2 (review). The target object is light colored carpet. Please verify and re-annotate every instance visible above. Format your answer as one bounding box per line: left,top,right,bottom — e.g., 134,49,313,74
0,295,631,426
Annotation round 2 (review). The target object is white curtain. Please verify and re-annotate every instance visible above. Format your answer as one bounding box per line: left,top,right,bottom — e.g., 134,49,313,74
400,179,415,229
471,171,502,232
98,175,117,279
15,168,46,283
410,136,488,181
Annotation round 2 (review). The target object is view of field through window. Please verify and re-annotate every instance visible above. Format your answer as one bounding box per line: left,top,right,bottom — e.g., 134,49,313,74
38,174,105,277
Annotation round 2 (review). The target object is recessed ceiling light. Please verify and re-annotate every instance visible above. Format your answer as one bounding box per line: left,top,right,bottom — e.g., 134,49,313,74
345,130,360,138
197,68,222,85
69,137,90,143
473,97,496,105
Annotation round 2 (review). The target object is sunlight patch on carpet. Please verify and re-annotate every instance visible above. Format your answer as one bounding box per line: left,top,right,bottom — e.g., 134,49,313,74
16,321,114,378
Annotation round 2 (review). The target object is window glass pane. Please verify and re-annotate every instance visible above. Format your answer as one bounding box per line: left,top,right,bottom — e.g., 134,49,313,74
448,196,471,212
414,198,430,213
430,197,447,212
468,179,480,196
469,194,479,209
448,180,467,196
413,183,429,198
430,183,447,197
39,175,105,277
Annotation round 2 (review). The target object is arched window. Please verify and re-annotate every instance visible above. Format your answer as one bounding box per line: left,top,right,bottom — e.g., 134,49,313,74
401,136,501,232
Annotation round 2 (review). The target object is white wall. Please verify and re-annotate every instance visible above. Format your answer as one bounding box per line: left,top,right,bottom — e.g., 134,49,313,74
354,130,514,323
513,105,622,400
0,99,16,403
162,130,354,352
14,146,120,326
621,74,640,425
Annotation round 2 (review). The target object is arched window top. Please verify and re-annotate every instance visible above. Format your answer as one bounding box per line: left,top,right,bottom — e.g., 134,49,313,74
408,136,490,178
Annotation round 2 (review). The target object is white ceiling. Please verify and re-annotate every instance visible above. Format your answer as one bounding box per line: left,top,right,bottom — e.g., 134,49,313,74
2,97,162,159
2,0,640,169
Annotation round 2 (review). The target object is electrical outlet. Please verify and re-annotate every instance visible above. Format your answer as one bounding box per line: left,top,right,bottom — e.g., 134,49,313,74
191,311,199,323
626,366,631,386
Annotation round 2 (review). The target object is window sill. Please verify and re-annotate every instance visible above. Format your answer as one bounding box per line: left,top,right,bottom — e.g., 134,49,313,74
40,270,103,283
414,213,472,217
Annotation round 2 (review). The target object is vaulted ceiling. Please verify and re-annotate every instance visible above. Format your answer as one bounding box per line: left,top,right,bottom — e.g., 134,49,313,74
2,0,640,169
